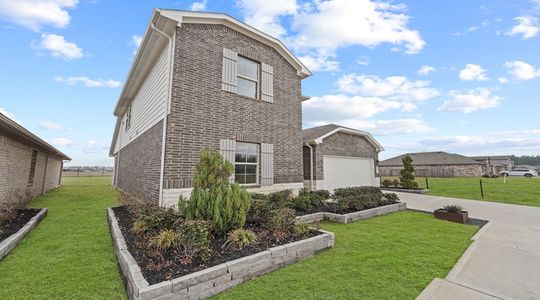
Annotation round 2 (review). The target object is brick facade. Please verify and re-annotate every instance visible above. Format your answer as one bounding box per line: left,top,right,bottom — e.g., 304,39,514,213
303,132,378,181
0,135,63,205
380,164,484,177
163,24,304,189
117,121,163,204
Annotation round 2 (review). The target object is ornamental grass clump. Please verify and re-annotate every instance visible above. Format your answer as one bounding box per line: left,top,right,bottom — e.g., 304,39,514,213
183,149,251,235
442,204,463,213
223,229,257,250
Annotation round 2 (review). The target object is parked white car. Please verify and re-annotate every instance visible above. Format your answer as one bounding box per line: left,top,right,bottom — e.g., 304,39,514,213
500,169,539,178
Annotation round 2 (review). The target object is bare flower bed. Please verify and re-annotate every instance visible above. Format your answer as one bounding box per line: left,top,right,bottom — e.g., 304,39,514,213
0,209,41,243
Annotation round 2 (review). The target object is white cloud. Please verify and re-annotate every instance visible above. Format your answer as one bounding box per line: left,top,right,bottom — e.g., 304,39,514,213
357,56,370,66
504,60,540,80
236,0,297,39
0,107,20,123
190,0,207,11
498,77,509,83
51,137,73,146
308,118,434,136
297,53,340,72
418,65,435,76
39,121,64,131
505,16,540,39
459,64,488,81
337,74,440,101
54,76,121,88
439,88,501,113
0,0,78,31
37,33,83,59
303,94,403,119
132,35,142,48
78,140,108,153
467,20,489,32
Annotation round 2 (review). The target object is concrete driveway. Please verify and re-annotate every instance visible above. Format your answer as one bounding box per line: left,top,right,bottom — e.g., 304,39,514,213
395,192,540,300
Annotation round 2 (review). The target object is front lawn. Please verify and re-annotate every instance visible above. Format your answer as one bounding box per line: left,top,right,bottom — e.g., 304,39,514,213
385,176,540,207
0,177,126,299
213,211,477,299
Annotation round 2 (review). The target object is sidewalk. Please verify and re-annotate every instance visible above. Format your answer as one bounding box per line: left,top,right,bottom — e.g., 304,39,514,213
395,192,540,300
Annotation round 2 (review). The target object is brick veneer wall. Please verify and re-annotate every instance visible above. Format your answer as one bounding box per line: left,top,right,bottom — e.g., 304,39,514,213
303,132,378,180
164,24,304,189
0,135,63,204
380,164,484,177
117,121,163,204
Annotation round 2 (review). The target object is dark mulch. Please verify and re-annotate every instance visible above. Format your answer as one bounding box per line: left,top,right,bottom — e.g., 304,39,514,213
112,206,321,285
295,202,399,216
0,209,41,243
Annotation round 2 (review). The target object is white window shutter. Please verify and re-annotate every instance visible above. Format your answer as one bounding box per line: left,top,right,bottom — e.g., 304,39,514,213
261,63,273,103
221,48,237,93
219,139,236,182
260,143,274,186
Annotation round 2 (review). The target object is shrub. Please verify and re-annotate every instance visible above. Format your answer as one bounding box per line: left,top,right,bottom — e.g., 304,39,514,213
382,193,400,204
292,195,312,211
400,156,417,189
381,179,392,188
184,149,251,235
247,199,272,225
293,222,311,236
333,186,382,199
391,179,400,188
223,229,257,250
144,208,179,233
250,193,268,201
148,230,180,252
311,190,331,200
269,208,296,240
176,220,211,264
267,189,293,209
131,219,149,235
442,204,463,213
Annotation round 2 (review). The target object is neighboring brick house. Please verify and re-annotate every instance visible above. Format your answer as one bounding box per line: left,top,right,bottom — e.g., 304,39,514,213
0,112,70,205
109,10,311,207
303,124,383,192
470,155,514,175
379,151,485,177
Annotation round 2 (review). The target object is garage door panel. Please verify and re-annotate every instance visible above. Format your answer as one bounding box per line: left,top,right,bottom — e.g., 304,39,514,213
323,156,374,192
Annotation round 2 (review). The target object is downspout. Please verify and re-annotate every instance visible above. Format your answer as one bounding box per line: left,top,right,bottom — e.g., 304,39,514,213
151,22,175,207
41,156,49,194
305,143,314,191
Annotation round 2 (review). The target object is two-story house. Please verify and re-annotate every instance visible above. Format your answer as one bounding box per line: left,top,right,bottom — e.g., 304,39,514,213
109,9,311,207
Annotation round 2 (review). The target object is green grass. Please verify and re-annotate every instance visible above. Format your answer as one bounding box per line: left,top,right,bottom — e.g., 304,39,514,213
0,177,126,300
384,176,540,207
213,211,477,300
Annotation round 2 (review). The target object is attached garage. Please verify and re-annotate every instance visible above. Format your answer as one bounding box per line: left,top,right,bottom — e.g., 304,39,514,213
302,124,383,192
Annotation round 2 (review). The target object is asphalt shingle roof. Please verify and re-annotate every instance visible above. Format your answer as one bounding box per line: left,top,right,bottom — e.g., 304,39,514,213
379,151,483,166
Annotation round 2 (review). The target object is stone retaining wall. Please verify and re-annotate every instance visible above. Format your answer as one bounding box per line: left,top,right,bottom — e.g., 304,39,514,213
0,208,47,260
108,208,334,300
382,188,429,194
296,202,407,224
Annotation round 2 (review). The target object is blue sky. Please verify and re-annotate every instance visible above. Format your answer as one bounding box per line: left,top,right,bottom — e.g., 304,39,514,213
1,0,539,166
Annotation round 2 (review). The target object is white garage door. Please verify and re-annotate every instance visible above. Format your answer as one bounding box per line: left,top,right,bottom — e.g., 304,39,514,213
323,155,375,192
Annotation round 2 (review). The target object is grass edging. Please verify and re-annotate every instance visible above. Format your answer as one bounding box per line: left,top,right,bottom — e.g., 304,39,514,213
296,202,407,224
108,208,334,300
0,208,47,260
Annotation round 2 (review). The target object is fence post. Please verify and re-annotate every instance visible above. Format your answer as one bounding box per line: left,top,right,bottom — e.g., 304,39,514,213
425,177,429,189
76,167,80,177
102,168,104,176
480,179,484,200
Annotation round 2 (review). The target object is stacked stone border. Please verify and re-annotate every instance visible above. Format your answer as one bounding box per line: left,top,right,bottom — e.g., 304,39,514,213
108,208,334,300
296,202,407,224
382,188,429,194
0,208,47,260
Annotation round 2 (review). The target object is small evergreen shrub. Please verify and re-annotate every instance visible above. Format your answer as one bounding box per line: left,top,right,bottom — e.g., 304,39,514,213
292,195,313,211
391,179,400,188
382,193,399,204
267,189,293,209
293,222,311,236
131,219,149,235
269,208,296,240
333,186,382,199
176,220,211,264
148,230,180,252
250,193,268,201
247,200,273,225
144,208,179,233
223,229,257,250
331,186,399,212
400,156,418,189
381,179,392,188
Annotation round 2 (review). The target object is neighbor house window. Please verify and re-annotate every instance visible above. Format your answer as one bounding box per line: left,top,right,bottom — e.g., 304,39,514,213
235,142,258,184
125,104,132,130
236,56,259,99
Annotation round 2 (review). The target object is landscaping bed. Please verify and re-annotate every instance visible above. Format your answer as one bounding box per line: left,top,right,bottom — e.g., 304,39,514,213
112,205,322,284
0,208,47,260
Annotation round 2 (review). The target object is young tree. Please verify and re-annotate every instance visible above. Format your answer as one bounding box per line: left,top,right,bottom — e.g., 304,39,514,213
399,156,418,189
183,149,251,235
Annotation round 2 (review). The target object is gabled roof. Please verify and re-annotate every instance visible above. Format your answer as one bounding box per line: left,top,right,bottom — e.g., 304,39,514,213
470,155,512,160
0,112,71,160
302,124,384,152
379,151,483,166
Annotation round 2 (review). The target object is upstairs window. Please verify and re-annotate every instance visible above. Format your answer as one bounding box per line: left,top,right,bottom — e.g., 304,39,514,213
125,104,132,130
236,56,259,99
235,142,258,184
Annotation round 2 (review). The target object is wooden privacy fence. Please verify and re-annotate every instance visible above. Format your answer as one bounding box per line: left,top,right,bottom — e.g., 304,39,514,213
380,168,453,178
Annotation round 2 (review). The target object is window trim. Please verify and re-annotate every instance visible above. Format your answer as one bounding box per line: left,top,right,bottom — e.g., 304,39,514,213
234,142,260,186
125,104,132,130
236,56,260,100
